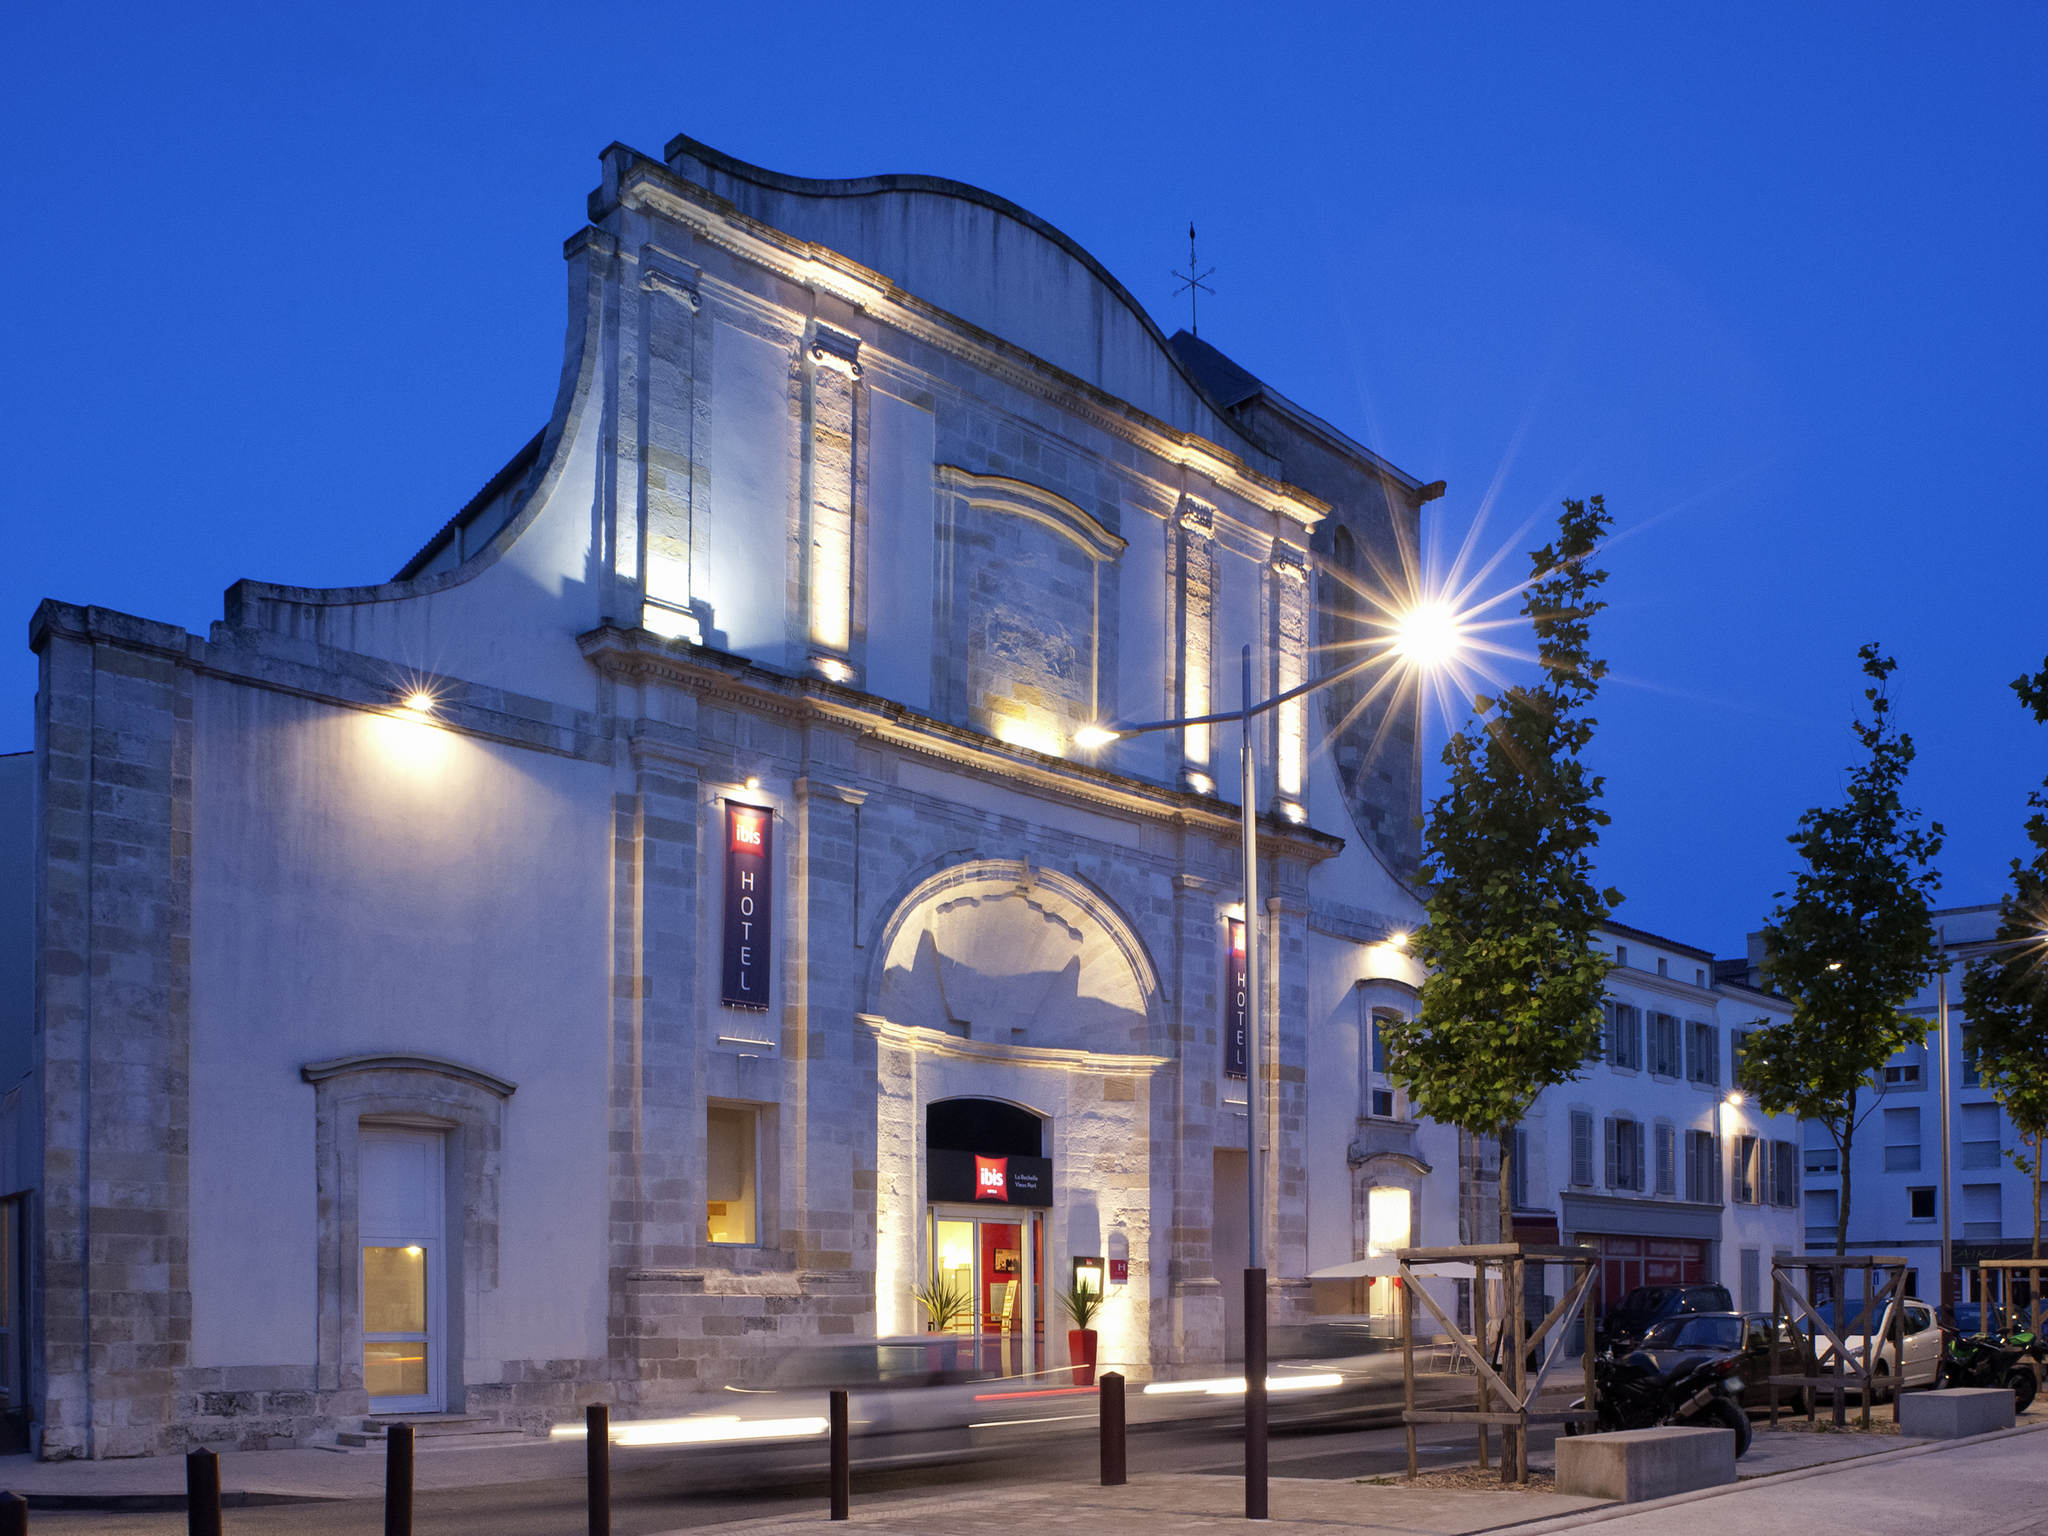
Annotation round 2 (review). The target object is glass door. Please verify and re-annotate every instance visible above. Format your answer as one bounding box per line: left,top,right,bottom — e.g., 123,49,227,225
360,1128,445,1413
929,1208,1043,1376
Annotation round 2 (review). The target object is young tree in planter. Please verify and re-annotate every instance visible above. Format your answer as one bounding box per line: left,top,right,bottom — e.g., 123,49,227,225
1382,496,1620,1247
1742,646,1943,1256
1961,657,2048,1260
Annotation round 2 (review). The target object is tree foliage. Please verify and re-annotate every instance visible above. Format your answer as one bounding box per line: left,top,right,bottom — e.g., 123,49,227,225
1382,496,1619,1242
1961,656,2048,1258
1744,646,1943,1255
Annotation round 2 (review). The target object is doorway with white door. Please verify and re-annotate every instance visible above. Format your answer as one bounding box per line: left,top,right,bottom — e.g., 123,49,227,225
359,1126,447,1414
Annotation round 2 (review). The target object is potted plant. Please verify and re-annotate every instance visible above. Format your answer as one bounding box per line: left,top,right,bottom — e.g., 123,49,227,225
1060,1280,1104,1386
913,1269,972,1333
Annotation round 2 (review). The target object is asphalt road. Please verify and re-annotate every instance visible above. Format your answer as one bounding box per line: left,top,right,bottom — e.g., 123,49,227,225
19,1416,1565,1535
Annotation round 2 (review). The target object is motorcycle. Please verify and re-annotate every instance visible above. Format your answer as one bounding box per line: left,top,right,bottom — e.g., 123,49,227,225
1939,1330,2038,1412
1566,1347,1752,1457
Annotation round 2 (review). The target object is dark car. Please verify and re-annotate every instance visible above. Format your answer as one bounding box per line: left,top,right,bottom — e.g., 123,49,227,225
1634,1310,1806,1413
1600,1284,1734,1351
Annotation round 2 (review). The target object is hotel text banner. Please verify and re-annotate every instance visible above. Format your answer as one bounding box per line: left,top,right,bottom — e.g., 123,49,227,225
1225,917,1248,1078
722,801,773,1009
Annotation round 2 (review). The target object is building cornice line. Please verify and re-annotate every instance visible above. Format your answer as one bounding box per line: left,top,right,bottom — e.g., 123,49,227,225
859,1014,1168,1075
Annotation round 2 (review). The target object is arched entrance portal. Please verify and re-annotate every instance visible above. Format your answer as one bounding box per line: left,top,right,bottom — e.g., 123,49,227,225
926,1098,1049,1373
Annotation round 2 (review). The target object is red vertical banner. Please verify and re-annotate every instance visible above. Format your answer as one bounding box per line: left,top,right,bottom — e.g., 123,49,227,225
1225,917,1249,1079
722,802,773,1009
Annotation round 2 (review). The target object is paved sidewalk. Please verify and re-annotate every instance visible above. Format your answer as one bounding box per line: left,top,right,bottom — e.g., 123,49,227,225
0,1439,590,1507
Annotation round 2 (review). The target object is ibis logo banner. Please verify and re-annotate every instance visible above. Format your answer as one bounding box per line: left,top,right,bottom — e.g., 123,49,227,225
721,802,773,1009
974,1156,1008,1201
1224,917,1249,1079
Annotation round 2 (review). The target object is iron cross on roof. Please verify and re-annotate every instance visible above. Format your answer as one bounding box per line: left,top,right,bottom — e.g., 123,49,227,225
1172,221,1215,336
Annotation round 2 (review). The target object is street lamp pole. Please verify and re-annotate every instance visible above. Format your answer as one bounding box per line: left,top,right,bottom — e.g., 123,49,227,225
1238,646,1268,1520
1075,613,1459,1524
1937,924,1954,1312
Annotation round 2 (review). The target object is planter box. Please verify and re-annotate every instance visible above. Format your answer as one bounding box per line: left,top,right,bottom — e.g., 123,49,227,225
1899,1387,2015,1439
1555,1426,1736,1502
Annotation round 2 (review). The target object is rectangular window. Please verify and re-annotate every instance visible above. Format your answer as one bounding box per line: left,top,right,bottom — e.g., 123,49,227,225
1584,1007,1604,1065
1606,1003,1643,1071
1962,1028,1981,1089
1740,1248,1761,1313
1806,1187,1840,1245
1370,1010,1390,1075
1964,1183,2001,1240
1729,1029,1749,1090
1615,944,1628,968
1371,1088,1395,1118
1962,1103,2001,1170
1804,1120,1840,1175
1654,1123,1676,1196
1510,1126,1531,1210
1571,1110,1594,1187
1605,1116,1644,1192
1650,1013,1683,1078
1686,1020,1720,1085
1884,1106,1921,1173
1685,1129,1721,1204
1881,1043,1925,1088
707,1103,761,1245
1908,1186,1936,1221
1770,1139,1798,1206
1733,1135,1760,1204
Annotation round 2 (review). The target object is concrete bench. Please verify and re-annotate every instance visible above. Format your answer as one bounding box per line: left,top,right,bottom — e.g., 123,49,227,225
1898,1387,2015,1439
1555,1426,1737,1502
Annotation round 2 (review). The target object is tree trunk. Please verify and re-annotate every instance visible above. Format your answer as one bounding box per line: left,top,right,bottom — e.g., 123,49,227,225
2034,1130,2042,1264
1498,1128,1516,1244
1835,1112,1855,1258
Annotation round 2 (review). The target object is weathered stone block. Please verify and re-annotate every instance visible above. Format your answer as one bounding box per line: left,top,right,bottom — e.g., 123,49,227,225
1899,1386,2016,1439
1555,1426,1736,1502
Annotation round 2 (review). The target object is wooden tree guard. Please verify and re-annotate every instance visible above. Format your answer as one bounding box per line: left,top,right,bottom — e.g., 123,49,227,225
1964,1258,2048,1339
1767,1255,1909,1430
1397,1243,1600,1484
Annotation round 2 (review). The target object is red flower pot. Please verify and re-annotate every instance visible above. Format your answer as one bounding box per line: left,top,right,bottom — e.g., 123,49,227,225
1068,1327,1099,1387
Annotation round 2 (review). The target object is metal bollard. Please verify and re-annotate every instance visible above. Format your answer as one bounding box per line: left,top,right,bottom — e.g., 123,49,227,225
828,1388,850,1521
1245,1266,1268,1521
385,1422,414,1536
587,1404,610,1536
186,1448,222,1536
1099,1371,1127,1486
0,1491,25,1536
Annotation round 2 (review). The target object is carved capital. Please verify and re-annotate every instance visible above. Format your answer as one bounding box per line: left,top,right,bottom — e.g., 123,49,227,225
809,322,863,378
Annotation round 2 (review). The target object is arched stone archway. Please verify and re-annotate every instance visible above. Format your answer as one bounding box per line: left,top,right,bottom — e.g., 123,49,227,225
867,860,1161,1055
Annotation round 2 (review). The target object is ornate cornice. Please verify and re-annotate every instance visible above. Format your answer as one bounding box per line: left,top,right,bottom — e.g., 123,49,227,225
300,1052,517,1099
860,1014,1168,1075
936,466,1126,561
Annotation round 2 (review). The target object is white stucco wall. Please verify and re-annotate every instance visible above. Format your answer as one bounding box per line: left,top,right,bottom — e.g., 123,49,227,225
186,681,612,1370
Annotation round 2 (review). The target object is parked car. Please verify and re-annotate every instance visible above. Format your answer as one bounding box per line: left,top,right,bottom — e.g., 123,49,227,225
1632,1310,1809,1415
1598,1284,1734,1352
1807,1297,1944,1395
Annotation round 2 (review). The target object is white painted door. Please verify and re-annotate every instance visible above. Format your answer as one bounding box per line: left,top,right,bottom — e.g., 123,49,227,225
360,1127,445,1413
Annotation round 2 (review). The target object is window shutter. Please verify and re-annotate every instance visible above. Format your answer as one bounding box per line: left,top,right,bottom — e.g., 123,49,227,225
1604,1117,1618,1188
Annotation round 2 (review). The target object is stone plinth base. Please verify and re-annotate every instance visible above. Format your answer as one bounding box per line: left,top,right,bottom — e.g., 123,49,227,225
1555,1425,1736,1502
1899,1387,2015,1439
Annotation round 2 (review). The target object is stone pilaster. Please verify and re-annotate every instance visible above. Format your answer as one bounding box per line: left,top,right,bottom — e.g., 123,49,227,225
30,605,194,1459
804,325,860,665
1172,497,1216,784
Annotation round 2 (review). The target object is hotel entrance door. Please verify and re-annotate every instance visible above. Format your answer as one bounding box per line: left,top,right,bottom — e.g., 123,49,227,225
931,1207,1044,1375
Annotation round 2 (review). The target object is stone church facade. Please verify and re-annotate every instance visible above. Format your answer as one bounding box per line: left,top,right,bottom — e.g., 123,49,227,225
7,134,1444,1457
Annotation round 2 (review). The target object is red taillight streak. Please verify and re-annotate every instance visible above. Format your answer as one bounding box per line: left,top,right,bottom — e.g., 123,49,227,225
972,1386,1099,1401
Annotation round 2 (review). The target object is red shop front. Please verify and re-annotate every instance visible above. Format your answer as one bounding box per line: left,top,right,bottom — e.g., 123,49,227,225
1591,1235,1707,1314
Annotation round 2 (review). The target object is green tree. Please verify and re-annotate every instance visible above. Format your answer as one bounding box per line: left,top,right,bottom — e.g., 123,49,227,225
1961,656,2048,1260
1382,496,1619,1245
1743,646,1943,1256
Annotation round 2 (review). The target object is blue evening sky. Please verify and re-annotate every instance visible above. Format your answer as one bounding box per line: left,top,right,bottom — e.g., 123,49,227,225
5,2,2042,954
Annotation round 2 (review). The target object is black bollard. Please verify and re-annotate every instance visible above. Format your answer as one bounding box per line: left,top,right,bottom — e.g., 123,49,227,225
1099,1371,1127,1486
828,1388,850,1521
186,1448,222,1536
586,1404,610,1536
385,1422,414,1536
1245,1266,1268,1521
0,1491,25,1536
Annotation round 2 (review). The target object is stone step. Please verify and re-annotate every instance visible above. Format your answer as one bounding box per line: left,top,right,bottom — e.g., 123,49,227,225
330,1414,523,1451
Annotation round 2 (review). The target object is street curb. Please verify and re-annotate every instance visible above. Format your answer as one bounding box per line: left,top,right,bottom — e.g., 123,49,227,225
9,1490,341,1513
1493,1414,2048,1534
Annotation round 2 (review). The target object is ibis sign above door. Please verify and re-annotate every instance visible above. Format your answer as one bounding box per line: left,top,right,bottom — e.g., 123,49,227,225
927,1149,1053,1207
